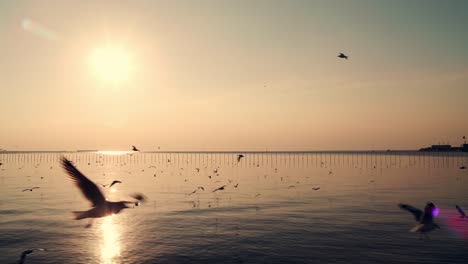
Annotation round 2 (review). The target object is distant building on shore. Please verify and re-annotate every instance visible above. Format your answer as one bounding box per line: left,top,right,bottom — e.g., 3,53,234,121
419,144,468,152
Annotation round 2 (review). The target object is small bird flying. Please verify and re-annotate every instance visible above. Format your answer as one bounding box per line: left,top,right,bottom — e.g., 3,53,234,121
132,145,140,151
455,205,466,218
312,187,321,191
398,202,440,239
61,157,143,227
212,185,227,192
337,53,348,60
237,154,245,162
22,187,40,192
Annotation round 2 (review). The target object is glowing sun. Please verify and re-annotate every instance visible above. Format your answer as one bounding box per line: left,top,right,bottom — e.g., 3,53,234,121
89,46,133,83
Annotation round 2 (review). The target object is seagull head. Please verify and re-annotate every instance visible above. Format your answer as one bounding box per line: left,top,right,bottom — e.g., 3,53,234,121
425,202,438,217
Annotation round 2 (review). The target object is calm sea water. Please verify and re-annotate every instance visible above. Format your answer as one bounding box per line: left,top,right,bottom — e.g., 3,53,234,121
1,151,468,264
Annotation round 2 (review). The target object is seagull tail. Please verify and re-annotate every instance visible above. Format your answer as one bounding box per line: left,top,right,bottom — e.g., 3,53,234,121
72,210,90,220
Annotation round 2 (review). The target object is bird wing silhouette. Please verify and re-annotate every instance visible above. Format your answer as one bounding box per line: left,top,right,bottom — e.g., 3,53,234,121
61,157,106,207
456,205,466,217
109,180,122,188
399,203,423,221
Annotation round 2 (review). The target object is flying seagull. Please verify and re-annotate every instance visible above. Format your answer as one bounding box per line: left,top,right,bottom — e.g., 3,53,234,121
18,248,47,264
101,180,122,188
132,145,140,152
398,202,440,239
455,205,466,218
212,185,227,192
60,157,144,227
337,53,348,60
22,187,40,192
312,187,321,191
237,154,245,162
188,187,205,195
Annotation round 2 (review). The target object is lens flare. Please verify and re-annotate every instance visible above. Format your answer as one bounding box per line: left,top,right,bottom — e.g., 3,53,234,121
21,18,57,40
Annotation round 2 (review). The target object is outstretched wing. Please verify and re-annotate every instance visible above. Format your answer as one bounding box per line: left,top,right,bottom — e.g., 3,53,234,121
456,205,466,218
109,180,122,188
399,203,423,221
61,157,106,207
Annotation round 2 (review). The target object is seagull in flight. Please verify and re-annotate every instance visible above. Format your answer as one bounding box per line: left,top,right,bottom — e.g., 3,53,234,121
22,187,40,192
212,185,227,192
17,248,47,264
102,180,122,188
132,145,140,152
187,187,205,195
455,205,466,218
312,187,321,191
398,202,440,239
61,157,144,227
337,53,348,60
237,154,245,162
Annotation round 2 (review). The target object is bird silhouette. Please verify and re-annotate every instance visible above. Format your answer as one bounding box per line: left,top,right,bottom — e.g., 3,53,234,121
237,154,245,162
337,53,348,60
61,157,143,227
312,187,321,191
109,180,122,188
22,187,40,192
234,183,239,188
132,145,140,151
212,185,227,192
398,202,440,239
17,248,47,264
455,205,466,218
460,166,466,170
188,187,205,195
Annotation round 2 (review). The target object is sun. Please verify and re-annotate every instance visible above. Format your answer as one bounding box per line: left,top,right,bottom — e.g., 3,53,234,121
89,46,133,83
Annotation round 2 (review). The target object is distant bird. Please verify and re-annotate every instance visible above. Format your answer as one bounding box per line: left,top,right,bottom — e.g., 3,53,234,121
195,168,200,172
337,53,348,60
102,180,122,188
460,166,466,170
212,185,227,192
255,193,261,197
132,145,140,152
288,185,296,189
18,248,47,264
234,183,239,188
213,168,218,174
455,205,466,218
188,187,205,195
237,154,245,162
22,187,40,192
61,157,144,227
398,202,440,238
312,187,321,191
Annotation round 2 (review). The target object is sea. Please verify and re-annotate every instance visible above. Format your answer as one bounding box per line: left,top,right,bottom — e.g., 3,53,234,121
1,151,468,264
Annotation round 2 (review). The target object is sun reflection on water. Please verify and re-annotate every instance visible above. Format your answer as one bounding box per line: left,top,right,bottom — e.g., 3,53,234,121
100,215,120,264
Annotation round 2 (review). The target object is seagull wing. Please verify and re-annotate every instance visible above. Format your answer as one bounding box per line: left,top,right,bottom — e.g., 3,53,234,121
61,157,106,207
456,205,466,217
109,180,122,188
399,203,423,221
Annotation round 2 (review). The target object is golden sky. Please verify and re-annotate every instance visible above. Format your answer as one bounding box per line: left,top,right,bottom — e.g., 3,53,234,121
0,1,467,151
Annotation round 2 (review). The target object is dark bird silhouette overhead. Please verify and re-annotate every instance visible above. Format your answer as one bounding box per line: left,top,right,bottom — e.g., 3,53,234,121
460,166,466,170
22,187,40,192
212,185,227,192
455,205,466,218
18,248,47,264
337,53,348,60
398,202,440,238
61,157,143,227
237,154,245,162
312,187,321,191
132,145,140,152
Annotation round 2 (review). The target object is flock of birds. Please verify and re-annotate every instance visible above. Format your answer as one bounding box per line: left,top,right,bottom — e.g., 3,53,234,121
4,144,468,263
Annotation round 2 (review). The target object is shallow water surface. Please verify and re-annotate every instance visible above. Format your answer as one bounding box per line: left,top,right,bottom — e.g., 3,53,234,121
1,152,468,263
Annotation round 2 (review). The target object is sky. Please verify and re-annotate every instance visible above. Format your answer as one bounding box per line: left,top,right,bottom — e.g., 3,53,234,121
0,0,467,151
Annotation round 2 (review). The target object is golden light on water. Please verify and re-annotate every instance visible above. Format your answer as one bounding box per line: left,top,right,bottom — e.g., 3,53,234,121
100,215,120,264
89,46,133,83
